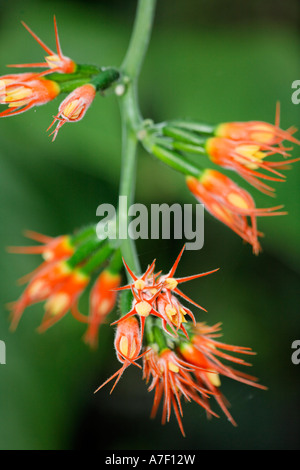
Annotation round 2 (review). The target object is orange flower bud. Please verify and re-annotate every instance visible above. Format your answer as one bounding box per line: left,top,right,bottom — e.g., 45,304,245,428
114,316,142,364
84,270,121,349
206,136,300,196
187,170,286,254
48,83,96,141
0,75,60,117
8,260,72,331
39,269,89,332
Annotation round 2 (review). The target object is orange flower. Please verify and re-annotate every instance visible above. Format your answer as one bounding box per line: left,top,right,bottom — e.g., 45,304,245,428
215,104,300,148
179,322,267,426
186,170,286,254
0,74,60,117
38,269,90,332
7,230,74,262
111,248,218,339
206,136,300,196
143,347,217,436
83,269,122,349
7,230,117,333
7,16,76,74
94,317,144,394
114,316,142,365
47,83,96,141
0,73,37,89
7,231,75,285
8,260,73,331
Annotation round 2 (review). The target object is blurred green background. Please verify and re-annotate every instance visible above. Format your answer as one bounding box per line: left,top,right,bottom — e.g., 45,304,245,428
0,0,299,450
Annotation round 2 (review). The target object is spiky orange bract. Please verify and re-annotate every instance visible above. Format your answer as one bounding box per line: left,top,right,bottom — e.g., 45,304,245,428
206,108,300,196
94,249,267,435
142,347,217,436
111,246,219,339
186,170,286,254
48,83,96,141
7,16,76,75
83,269,122,349
178,322,267,426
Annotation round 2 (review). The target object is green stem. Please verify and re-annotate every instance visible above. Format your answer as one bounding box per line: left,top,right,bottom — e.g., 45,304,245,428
116,0,157,279
121,0,157,79
67,238,102,269
117,123,140,277
168,120,215,135
151,144,204,177
80,243,114,275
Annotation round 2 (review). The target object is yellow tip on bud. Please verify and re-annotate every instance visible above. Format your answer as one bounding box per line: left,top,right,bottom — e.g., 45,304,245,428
165,277,178,290
168,361,179,373
165,304,177,320
236,144,265,169
207,371,221,387
250,124,275,144
97,299,111,316
135,300,152,317
227,193,250,210
43,250,54,262
134,279,146,290
45,293,69,316
62,99,82,120
3,86,32,105
45,54,61,68
119,335,137,359
28,280,51,298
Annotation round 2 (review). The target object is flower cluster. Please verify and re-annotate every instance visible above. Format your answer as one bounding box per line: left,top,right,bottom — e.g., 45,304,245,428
4,13,297,438
95,247,266,436
8,230,265,435
0,17,119,139
186,169,286,255
7,227,121,345
145,106,300,253
1,19,299,253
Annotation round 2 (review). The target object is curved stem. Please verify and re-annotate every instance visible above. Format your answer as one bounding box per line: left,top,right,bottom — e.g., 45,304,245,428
118,120,140,276
121,0,157,80
117,0,157,278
